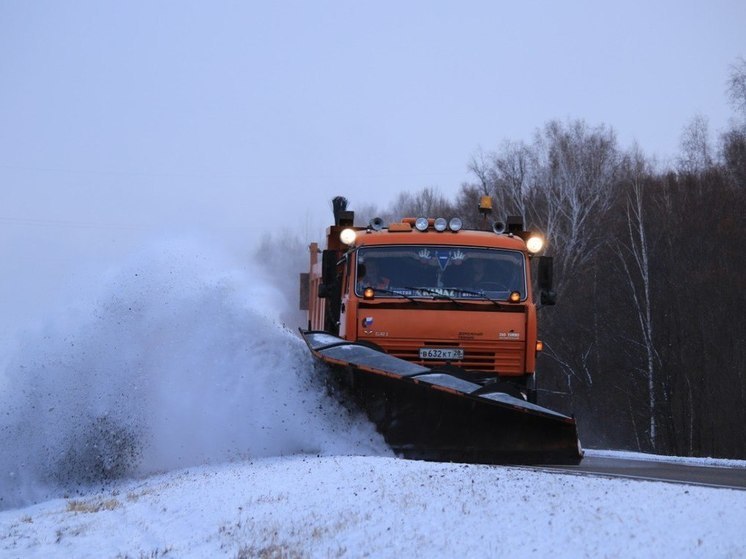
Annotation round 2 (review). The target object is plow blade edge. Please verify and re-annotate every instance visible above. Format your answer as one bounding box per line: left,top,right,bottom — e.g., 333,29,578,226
301,331,583,465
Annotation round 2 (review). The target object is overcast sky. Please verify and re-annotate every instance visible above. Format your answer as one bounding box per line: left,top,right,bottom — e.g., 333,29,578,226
1,1,744,336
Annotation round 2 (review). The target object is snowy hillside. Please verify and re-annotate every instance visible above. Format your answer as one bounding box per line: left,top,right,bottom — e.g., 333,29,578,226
2,454,745,558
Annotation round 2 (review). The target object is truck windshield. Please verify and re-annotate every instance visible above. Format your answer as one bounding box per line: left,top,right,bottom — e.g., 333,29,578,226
355,246,526,300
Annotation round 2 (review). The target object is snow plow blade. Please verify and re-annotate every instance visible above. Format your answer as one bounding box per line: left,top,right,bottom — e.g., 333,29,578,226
302,331,583,465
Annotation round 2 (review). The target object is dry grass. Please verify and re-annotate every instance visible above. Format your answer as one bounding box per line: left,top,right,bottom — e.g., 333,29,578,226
66,498,121,513
235,542,306,559
114,547,174,559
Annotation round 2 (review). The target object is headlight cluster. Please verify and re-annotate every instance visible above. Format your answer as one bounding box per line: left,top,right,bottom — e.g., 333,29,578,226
415,217,463,232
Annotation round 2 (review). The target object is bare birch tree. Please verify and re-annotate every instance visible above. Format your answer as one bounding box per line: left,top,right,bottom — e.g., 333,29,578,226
678,114,714,175
533,120,621,295
386,187,454,220
614,148,660,448
467,149,496,196
727,56,746,119
723,58,746,188
489,140,536,224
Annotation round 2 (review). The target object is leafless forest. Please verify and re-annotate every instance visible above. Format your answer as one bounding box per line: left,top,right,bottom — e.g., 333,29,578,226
346,59,746,458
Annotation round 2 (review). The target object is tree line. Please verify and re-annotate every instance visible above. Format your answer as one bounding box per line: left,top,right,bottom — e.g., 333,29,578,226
354,58,746,458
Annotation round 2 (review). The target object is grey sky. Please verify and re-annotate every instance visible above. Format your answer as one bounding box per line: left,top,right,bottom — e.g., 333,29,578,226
1,1,744,334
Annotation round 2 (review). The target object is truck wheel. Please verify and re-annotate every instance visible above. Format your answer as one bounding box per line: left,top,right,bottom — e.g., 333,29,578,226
513,374,537,403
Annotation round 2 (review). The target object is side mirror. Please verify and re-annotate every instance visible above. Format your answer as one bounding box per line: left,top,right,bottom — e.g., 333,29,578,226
537,256,556,306
320,249,346,299
321,250,337,285
540,290,557,306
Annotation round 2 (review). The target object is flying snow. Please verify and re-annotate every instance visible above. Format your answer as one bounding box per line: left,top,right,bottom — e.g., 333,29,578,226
0,238,387,510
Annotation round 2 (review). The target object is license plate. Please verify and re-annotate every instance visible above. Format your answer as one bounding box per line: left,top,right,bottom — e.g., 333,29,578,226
419,347,464,360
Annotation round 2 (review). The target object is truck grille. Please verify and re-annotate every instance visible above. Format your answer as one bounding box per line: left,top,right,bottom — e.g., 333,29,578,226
379,339,525,374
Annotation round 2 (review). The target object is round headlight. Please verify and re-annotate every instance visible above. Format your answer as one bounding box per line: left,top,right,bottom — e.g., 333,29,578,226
434,217,447,232
340,228,357,245
448,217,463,232
415,217,429,231
526,235,544,254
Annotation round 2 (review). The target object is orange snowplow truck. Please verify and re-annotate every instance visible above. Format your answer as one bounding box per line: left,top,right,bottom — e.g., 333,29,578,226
300,196,557,404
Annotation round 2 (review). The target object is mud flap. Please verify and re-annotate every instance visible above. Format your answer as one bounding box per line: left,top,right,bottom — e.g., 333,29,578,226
301,330,583,465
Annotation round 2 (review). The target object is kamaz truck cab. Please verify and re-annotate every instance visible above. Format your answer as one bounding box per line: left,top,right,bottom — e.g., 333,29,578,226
301,197,557,403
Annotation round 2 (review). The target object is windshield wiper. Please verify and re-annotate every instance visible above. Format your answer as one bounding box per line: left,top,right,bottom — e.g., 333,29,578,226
366,287,420,304
403,286,463,307
444,287,505,309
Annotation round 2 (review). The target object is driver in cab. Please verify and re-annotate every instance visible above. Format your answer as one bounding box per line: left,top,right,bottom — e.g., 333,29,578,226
357,260,390,291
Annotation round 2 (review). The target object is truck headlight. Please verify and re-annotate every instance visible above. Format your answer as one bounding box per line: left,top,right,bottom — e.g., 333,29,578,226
340,228,357,245
526,235,544,254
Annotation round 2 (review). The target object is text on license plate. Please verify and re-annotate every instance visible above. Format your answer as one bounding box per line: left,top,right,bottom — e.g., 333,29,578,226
419,348,464,360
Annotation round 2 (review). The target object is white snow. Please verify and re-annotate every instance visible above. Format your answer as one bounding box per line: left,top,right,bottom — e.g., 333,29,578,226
586,449,746,469
1,239,745,558
2,454,745,558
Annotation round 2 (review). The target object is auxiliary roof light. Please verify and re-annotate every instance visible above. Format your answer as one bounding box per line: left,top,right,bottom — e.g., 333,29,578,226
340,228,357,245
448,217,463,232
434,217,447,232
526,235,544,254
478,195,493,215
415,217,429,231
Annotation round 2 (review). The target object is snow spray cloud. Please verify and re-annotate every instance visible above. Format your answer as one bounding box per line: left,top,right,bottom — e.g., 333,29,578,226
0,238,387,510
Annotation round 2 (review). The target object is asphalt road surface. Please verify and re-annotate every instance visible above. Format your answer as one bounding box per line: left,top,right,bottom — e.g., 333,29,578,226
531,454,746,490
